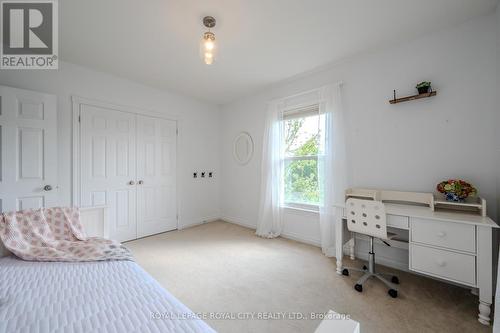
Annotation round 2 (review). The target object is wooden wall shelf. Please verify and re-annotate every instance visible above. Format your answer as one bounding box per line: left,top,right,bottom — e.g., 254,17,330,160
389,91,437,104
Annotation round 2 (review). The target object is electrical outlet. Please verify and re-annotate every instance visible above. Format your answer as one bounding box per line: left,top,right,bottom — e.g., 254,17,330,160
209,172,213,178
201,172,206,178
193,172,198,178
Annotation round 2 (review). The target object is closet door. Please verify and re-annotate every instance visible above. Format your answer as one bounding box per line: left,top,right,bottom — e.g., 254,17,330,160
80,105,137,242
136,115,177,237
0,86,58,212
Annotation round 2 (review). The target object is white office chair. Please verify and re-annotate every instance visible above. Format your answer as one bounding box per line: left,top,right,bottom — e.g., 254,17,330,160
341,198,399,298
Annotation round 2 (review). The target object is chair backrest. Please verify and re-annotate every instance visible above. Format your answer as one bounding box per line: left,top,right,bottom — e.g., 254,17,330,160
345,198,388,239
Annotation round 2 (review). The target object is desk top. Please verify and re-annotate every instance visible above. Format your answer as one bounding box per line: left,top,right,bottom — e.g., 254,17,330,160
335,203,499,228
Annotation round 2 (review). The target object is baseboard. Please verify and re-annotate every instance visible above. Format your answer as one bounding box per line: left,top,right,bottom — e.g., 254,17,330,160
179,215,220,230
344,237,409,272
220,215,257,230
221,215,322,247
280,231,321,247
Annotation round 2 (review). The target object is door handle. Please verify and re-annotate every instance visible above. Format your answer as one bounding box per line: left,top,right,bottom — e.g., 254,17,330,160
138,180,144,185
43,185,53,191
128,180,135,186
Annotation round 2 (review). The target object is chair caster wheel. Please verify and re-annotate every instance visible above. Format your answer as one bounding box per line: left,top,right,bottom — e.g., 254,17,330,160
388,289,398,298
391,276,399,284
362,265,367,270
342,269,349,276
354,284,363,292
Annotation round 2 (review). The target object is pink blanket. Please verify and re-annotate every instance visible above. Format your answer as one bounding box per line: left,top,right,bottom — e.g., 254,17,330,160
0,207,132,262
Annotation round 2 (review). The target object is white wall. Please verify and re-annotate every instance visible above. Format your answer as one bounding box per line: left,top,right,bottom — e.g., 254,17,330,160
0,61,221,228
221,13,498,268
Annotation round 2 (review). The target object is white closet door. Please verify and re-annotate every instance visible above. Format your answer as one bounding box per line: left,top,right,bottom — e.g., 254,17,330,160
0,86,58,213
136,115,177,238
80,105,137,242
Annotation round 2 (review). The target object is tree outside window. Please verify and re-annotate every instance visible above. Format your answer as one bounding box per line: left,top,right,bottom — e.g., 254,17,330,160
283,109,323,208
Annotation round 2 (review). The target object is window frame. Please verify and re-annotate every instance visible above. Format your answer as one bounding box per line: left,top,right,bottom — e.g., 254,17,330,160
281,104,322,210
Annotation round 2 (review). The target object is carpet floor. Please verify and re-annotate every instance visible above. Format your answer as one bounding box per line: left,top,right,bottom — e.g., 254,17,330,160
126,220,490,333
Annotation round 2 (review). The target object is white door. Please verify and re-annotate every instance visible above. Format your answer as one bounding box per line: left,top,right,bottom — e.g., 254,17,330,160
136,115,177,237
0,86,58,213
80,104,137,242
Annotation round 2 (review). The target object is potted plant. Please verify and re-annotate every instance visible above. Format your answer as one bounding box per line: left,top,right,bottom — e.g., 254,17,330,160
416,81,431,94
436,179,477,202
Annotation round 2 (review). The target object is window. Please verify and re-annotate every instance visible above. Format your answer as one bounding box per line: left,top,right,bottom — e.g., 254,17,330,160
283,104,324,209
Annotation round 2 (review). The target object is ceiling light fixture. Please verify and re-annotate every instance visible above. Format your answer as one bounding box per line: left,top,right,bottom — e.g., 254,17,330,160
201,16,217,65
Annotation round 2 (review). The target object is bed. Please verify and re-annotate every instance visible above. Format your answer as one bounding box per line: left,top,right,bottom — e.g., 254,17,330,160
0,207,215,333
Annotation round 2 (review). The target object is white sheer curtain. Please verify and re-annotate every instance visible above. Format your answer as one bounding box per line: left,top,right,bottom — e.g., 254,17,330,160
257,83,347,252
318,83,347,257
256,101,285,238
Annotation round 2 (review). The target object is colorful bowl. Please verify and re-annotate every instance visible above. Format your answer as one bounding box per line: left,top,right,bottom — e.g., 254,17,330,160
436,179,477,202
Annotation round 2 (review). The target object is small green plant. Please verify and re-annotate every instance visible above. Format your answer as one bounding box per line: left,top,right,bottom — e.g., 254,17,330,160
416,81,431,89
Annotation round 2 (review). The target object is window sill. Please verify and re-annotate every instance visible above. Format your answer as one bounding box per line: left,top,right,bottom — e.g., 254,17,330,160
282,205,319,215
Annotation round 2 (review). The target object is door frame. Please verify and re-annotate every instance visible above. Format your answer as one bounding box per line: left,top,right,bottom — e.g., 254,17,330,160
71,95,180,230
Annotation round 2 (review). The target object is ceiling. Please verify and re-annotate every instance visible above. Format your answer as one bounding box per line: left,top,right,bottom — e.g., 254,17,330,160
60,0,497,105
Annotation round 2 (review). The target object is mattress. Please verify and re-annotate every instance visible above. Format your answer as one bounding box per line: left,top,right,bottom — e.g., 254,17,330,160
0,256,216,333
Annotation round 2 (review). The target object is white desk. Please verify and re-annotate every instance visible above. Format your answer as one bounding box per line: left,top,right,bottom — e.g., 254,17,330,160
334,202,499,326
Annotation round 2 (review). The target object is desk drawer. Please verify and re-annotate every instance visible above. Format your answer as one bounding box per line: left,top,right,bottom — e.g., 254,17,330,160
410,244,475,286
387,215,409,229
411,218,475,253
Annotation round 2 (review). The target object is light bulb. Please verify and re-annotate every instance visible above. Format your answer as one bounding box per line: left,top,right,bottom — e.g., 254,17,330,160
200,31,216,65
204,54,214,65
204,40,214,51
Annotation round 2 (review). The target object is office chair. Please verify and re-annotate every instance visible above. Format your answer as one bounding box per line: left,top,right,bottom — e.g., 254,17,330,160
341,198,399,298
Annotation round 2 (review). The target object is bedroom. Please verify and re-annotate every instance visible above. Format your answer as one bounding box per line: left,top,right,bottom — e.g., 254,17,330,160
0,0,499,332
